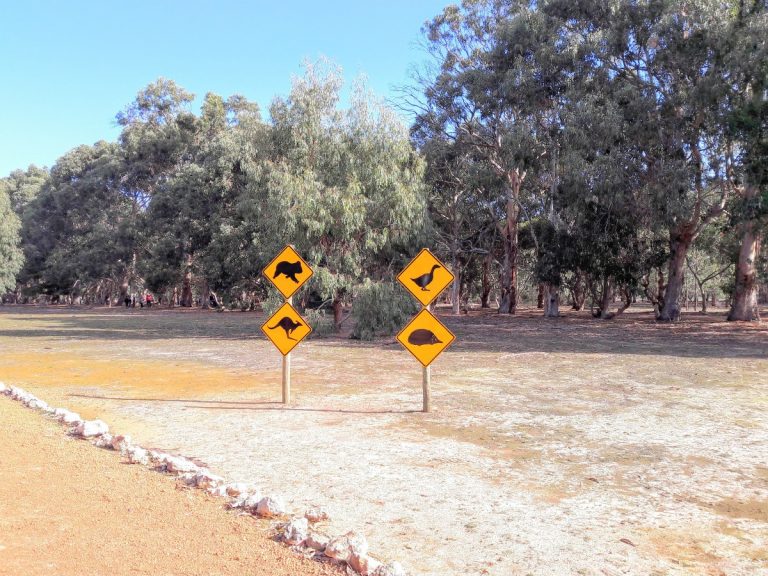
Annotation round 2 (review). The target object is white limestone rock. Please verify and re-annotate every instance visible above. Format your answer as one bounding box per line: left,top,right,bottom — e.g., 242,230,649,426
26,398,50,411
93,433,114,449
351,554,382,576
0,382,8,394
111,434,132,452
255,495,286,518
371,562,407,576
305,506,330,523
182,470,224,490
306,531,330,552
55,409,83,425
163,455,200,474
228,490,263,511
207,485,228,497
224,482,252,497
325,531,368,563
126,446,150,465
13,389,34,404
282,517,309,546
74,420,109,438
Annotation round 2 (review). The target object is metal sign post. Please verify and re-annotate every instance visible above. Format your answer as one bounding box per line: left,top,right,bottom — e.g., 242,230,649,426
282,295,292,404
422,365,431,413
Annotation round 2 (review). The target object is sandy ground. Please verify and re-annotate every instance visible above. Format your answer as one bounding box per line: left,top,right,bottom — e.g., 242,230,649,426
0,395,344,576
0,305,767,576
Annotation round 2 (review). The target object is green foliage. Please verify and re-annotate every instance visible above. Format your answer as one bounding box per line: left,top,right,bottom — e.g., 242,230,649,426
260,291,285,317
350,281,419,341
0,165,48,215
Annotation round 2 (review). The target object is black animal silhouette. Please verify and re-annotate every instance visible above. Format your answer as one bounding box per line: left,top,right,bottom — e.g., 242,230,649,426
411,264,441,291
408,329,442,346
268,316,303,340
274,260,303,283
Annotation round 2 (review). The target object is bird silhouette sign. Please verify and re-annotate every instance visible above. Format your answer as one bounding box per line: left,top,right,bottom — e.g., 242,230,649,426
397,248,455,307
396,308,455,367
261,301,312,356
263,245,314,299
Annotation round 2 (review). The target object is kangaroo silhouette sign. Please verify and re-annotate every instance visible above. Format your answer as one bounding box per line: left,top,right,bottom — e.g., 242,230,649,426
397,248,455,307
396,308,455,367
263,245,313,299
262,301,312,356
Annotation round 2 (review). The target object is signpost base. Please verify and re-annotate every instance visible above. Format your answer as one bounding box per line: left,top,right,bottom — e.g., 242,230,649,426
422,365,431,413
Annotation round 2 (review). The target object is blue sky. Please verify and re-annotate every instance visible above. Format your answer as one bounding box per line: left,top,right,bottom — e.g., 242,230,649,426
0,0,449,176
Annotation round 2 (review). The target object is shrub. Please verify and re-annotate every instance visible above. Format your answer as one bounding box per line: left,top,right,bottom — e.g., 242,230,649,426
351,281,419,341
304,308,335,338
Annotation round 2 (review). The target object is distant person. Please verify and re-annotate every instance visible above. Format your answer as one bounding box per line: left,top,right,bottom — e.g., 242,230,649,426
124,295,131,308
146,293,153,308
209,294,218,308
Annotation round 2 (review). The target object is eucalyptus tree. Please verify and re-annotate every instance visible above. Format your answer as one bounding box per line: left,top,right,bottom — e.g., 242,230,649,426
19,142,129,300
117,78,197,301
551,0,740,321
142,91,266,306
263,63,427,328
418,0,567,314
725,0,767,321
0,186,23,294
413,128,501,315
0,166,46,298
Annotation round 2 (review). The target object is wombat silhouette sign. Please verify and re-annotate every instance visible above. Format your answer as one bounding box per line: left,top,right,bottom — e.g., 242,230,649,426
263,245,313,299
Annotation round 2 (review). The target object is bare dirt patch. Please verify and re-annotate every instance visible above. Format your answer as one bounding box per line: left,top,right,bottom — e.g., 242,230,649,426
1,305,767,575
0,396,344,576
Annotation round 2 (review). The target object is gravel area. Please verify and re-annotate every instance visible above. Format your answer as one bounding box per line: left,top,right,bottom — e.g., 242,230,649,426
1,306,766,575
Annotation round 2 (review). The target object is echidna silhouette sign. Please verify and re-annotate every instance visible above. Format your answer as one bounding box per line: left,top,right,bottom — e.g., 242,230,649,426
397,248,455,307
396,308,455,367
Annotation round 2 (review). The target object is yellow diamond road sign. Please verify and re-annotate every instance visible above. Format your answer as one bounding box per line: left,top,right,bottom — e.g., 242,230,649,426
396,308,455,367
263,245,313,299
397,248,454,307
261,302,312,356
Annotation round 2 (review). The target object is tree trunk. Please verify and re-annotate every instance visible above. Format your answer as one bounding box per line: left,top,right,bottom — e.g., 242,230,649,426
200,278,210,310
499,179,520,315
599,277,613,320
180,261,193,308
543,283,559,317
571,271,586,311
537,283,545,309
728,221,761,322
451,255,461,316
659,231,693,322
332,296,343,332
481,254,491,308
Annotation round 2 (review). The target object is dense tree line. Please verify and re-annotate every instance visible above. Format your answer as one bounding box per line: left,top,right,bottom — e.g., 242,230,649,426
1,64,427,330
1,1,765,325
413,0,766,321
